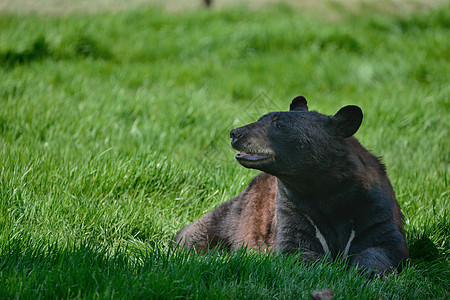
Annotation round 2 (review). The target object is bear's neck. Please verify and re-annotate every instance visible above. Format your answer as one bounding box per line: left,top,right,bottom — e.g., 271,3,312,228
275,170,355,198
275,175,359,216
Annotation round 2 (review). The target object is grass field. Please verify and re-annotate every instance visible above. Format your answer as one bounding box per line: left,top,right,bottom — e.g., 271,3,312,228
0,1,449,298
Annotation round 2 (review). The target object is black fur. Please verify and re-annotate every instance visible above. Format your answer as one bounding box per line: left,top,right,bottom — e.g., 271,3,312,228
174,96,409,277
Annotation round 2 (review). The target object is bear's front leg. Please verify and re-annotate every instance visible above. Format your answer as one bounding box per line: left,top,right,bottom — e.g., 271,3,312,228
173,210,230,253
274,223,329,261
349,247,399,278
275,197,328,261
275,241,324,259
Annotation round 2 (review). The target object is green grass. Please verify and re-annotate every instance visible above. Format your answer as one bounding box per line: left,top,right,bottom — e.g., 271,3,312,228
1,3,449,299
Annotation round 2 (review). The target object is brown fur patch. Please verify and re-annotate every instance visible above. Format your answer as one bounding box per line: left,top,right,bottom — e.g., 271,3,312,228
233,173,277,251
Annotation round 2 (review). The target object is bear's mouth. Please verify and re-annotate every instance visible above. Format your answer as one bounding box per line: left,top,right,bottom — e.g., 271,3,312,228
235,150,272,162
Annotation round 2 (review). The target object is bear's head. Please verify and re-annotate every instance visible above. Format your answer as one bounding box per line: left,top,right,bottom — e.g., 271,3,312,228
230,96,363,181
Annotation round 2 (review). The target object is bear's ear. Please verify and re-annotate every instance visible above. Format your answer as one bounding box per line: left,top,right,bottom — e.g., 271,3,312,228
329,105,363,138
290,96,308,111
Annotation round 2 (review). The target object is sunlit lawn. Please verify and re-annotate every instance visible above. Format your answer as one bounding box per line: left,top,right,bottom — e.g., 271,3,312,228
0,3,448,298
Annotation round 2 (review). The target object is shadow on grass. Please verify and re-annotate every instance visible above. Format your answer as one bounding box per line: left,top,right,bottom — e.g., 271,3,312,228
408,215,449,262
0,34,113,68
0,36,50,68
0,231,448,299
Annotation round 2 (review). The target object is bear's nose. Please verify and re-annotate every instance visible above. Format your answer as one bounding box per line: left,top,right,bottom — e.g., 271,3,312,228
230,128,242,147
230,129,242,139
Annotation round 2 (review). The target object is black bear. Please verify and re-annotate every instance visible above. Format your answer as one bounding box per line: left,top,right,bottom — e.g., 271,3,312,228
174,96,409,276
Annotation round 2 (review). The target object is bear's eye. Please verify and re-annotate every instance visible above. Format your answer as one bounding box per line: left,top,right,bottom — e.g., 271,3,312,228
274,120,285,129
